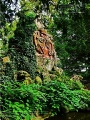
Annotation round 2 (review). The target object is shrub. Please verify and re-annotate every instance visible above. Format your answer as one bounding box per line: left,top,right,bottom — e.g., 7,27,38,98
56,74,85,90
0,81,45,120
40,80,89,115
1,78,90,119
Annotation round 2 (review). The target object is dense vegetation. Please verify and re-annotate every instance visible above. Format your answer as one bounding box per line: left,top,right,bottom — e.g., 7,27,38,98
8,11,37,79
1,75,90,120
0,0,90,120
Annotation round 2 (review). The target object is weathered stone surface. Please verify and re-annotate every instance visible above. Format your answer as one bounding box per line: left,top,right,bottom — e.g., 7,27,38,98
33,28,57,71
53,67,63,75
33,15,63,73
35,76,42,84
33,29,55,59
2,56,10,63
34,15,45,30
14,70,32,83
71,74,83,81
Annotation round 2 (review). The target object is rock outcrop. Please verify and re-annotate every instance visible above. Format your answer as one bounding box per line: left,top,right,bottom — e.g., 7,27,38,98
14,70,32,84
33,16,58,71
33,29,57,71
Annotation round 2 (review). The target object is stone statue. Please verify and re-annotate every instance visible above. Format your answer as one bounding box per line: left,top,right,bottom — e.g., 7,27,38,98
33,29,55,59
33,14,57,71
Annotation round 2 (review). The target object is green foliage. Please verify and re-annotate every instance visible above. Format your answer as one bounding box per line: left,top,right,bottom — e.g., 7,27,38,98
42,0,90,80
1,76,90,119
8,11,37,79
41,80,89,114
1,20,18,39
0,80,45,120
0,19,18,57
56,74,84,90
0,0,37,79
0,0,19,56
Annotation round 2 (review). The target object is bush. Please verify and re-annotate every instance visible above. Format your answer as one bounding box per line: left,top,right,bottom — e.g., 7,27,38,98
1,78,90,119
0,81,45,120
41,80,90,114
56,74,85,90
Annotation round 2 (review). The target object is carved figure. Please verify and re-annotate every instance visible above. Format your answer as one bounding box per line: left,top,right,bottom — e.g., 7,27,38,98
33,15,58,71
33,31,45,55
33,29,55,59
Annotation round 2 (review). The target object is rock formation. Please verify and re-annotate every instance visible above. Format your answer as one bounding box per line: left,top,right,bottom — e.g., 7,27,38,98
33,15,58,71
14,70,32,84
